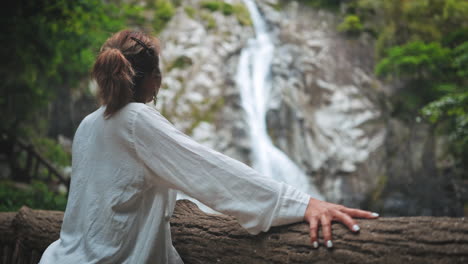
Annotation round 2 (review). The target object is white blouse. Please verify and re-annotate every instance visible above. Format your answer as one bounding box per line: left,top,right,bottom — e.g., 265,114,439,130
39,102,311,264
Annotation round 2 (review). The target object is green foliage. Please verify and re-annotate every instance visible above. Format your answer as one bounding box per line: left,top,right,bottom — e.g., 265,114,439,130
443,0,468,25
199,1,228,29
0,0,144,136
0,180,67,212
358,0,468,174
31,137,71,168
422,93,468,124
200,0,234,15
295,0,344,11
375,23,397,59
453,42,468,78
337,15,364,35
201,1,223,12
153,0,175,33
171,0,183,6
199,1,251,26
375,41,451,80
222,3,234,15
422,92,468,169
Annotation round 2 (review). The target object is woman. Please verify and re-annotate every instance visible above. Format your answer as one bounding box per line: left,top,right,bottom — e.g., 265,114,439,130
39,30,378,264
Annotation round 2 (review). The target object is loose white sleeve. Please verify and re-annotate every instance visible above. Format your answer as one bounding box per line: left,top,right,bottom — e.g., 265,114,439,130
132,106,310,235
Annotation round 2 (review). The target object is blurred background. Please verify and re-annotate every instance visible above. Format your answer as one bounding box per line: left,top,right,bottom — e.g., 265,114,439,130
0,0,467,217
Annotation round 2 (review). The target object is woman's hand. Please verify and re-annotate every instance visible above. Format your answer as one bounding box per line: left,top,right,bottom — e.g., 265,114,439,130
303,197,379,249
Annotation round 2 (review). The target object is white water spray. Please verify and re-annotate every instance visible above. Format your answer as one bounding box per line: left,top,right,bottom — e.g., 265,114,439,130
177,0,324,213
238,0,323,199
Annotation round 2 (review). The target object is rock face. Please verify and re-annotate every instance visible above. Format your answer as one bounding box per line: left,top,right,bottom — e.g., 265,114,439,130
157,0,254,165
256,1,386,207
251,1,465,215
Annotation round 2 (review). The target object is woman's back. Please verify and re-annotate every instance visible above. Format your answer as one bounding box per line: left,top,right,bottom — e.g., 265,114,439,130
40,103,182,264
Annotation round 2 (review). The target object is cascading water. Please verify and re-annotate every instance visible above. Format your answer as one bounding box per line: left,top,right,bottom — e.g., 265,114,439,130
177,0,323,213
238,0,323,200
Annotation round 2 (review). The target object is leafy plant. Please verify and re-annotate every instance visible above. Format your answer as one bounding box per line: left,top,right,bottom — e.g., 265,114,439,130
0,180,67,212
375,41,451,80
337,15,364,35
0,0,144,137
422,92,468,171
295,0,344,11
30,137,71,168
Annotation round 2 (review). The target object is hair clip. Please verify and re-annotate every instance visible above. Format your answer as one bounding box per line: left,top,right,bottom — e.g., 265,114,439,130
130,37,155,56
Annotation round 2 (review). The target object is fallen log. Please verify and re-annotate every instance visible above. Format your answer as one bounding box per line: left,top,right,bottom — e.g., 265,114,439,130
0,200,467,264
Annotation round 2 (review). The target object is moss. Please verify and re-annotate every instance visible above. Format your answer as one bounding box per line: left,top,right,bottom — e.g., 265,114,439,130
185,97,225,136
233,3,252,26
200,1,223,12
166,55,193,72
222,3,234,15
200,12,217,30
153,0,175,33
267,2,284,11
184,6,196,19
200,1,234,15
198,1,252,26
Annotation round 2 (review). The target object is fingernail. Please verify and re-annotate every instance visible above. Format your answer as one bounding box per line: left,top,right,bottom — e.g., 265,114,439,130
326,240,333,248
352,224,360,232
372,212,379,217
313,241,318,248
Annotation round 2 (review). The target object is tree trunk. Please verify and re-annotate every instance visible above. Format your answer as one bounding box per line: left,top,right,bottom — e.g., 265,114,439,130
1,200,467,264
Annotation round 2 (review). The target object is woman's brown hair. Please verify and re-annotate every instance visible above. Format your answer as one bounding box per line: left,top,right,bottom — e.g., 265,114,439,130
92,30,161,119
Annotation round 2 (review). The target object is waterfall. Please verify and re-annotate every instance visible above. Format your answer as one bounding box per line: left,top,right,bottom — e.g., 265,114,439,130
177,0,323,214
237,0,323,200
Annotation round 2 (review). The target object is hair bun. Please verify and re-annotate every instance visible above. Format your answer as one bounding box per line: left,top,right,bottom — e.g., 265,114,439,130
93,30,161,118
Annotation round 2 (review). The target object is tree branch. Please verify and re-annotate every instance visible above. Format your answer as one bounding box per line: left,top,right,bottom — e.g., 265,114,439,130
1,200,467,264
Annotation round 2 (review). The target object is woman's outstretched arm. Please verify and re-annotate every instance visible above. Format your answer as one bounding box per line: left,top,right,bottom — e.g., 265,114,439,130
132,105,378,247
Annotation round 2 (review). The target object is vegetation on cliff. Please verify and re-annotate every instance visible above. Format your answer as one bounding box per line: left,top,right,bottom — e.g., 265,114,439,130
295,0,468,176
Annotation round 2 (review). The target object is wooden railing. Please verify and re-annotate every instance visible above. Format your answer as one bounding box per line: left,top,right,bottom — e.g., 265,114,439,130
0,129,70,195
